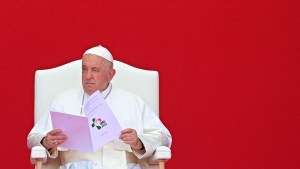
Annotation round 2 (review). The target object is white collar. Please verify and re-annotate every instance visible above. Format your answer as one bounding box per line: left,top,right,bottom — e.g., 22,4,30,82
101,83,112,99
81,83,112,115
84,83,112,99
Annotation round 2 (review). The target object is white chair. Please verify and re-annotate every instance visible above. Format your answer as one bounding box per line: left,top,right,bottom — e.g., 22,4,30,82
30,60,171,169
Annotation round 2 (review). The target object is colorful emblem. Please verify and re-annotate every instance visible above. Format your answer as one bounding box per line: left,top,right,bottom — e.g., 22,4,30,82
91,117,107,130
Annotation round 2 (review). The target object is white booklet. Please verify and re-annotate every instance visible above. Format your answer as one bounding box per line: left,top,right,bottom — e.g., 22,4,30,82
51,90,122,152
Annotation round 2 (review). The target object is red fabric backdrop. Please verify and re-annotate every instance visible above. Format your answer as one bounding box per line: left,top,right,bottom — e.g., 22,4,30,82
0,1,299,169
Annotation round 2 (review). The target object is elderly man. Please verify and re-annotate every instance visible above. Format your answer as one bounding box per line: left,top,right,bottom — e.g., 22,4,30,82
27,45,172,169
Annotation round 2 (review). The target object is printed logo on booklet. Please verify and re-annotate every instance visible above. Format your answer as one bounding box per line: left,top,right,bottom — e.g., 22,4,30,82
91,117,107,130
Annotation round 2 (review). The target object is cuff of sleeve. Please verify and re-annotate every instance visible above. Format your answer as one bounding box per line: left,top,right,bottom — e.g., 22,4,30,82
27,133,46,149
39,136,58,159
47,148,58,158
132,149,146,159
131,136,150,159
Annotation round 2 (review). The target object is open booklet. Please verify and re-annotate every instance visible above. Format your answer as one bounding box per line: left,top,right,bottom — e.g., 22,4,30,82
50,90,122,152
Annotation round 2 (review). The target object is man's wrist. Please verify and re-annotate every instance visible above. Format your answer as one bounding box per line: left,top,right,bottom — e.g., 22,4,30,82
138,138,145,150
41,136,52,151
139,143,145,150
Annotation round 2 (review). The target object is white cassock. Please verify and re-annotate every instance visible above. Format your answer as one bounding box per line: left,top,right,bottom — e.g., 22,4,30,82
27,83,172,169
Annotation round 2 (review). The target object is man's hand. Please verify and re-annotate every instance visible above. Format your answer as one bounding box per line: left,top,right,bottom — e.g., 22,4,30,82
119,128,144,150
42,129,67,150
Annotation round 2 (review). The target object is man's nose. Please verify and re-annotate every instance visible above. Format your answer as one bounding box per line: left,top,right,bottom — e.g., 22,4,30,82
87,70,93,79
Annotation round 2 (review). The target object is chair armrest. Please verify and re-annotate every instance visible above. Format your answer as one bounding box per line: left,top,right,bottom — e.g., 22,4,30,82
149,146,171,164
30,146,47,164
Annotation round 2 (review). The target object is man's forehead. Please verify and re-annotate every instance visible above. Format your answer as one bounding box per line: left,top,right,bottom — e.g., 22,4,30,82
82,55,106,68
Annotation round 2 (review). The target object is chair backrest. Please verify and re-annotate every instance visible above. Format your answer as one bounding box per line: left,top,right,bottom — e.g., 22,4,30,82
34,60,159,123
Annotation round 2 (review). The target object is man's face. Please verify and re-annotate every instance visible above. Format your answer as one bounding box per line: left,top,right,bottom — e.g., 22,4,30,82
82,54,115,95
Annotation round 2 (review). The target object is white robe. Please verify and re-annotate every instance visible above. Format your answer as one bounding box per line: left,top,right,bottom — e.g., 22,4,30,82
27,84,172,169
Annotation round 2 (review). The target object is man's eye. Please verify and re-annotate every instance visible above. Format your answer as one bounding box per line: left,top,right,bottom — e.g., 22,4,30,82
92,69,100,72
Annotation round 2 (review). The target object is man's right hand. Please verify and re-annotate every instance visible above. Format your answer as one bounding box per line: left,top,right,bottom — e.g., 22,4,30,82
42,129,67,150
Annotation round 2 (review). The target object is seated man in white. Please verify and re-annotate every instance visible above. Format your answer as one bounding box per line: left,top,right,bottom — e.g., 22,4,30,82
27,45,172,169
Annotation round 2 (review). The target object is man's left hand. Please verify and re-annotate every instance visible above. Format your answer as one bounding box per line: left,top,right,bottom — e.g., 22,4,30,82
119,128,144,150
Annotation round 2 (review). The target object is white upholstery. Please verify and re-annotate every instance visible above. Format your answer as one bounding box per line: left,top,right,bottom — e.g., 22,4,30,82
31,59,170,169
34,60,159,123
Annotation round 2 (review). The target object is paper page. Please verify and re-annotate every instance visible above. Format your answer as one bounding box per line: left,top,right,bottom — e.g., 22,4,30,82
50,90,123,152
50,111,94,152
84,90,123,152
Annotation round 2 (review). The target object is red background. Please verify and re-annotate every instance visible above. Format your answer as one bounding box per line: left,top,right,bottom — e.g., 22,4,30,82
1,1,299,169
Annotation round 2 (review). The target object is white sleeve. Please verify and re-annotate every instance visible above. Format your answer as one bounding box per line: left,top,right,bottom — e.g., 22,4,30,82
133,98,172,159
27,107,53,149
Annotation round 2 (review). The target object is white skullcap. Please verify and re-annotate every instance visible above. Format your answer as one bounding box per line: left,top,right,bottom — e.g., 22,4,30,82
83,45,113,62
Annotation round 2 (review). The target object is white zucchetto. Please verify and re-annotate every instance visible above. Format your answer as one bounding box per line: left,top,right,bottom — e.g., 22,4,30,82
83,45,113,62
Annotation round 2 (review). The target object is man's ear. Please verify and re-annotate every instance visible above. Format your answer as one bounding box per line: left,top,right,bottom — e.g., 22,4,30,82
109,68,116,81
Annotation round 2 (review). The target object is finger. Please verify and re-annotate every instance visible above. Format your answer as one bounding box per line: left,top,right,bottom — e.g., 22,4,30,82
45,136,57,147
48,129,63,135
46,132,66,146
121,128,134,134
50,137,66,147
52,139,58,145
120,135,133,141
120,134,138,143
119,132,135,140
52,135,67,140
119,133,128,140
50,135,67,144
123,138,139,147
52,139,63,145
